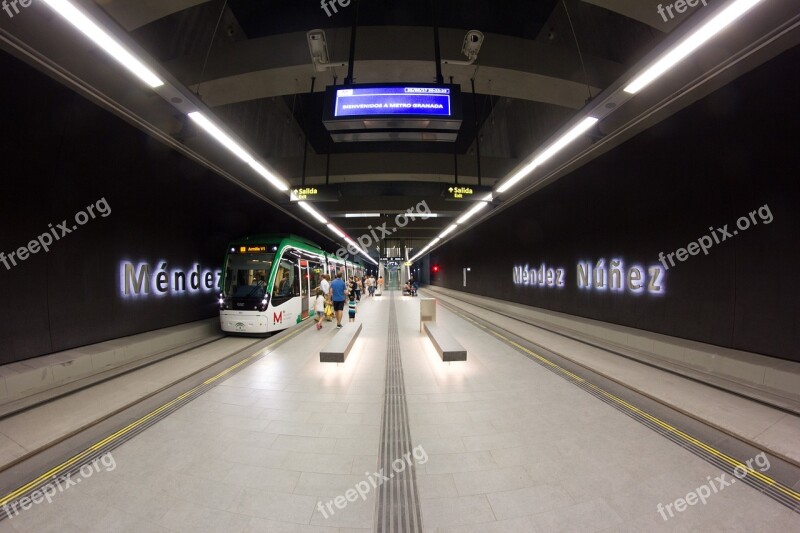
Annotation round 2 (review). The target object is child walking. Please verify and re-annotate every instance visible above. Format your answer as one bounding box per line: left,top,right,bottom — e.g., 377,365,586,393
348,293,357,323
314,288,326,330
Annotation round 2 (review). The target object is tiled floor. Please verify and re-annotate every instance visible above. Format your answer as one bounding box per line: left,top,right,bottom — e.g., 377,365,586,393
0,293,798,532
0,337,257,467
393,295,799,532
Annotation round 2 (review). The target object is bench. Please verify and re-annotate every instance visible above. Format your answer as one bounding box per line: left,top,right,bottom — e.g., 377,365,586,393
423,322,467,362
320,323,362,363
419,297,436,332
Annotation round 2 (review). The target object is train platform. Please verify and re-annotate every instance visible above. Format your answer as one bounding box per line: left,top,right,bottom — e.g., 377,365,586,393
0,291,798,532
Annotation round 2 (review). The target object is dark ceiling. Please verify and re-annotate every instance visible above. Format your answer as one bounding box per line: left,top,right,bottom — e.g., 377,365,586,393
2,0,793,259
227,0,560,41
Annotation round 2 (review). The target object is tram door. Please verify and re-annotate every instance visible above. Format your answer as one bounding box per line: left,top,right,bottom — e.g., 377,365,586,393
299,260,309,319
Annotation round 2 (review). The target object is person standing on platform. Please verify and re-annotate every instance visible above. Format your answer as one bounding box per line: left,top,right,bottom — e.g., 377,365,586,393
349,277,358,302
331,272,347,328
365,275,373,297
377,275,384,295
348,293,358,323
314,288,326,330
320,274,332,322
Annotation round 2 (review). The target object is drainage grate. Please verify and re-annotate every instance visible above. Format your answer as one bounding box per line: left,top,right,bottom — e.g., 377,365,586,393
374,293,424,533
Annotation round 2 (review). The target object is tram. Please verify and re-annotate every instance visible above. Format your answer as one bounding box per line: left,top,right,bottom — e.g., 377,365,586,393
218,234,364,334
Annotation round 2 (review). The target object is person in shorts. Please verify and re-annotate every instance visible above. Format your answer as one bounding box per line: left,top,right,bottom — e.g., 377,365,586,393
331,272,347,328
348,293,357,322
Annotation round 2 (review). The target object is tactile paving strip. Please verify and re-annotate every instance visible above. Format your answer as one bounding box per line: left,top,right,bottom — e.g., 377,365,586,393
374,293,424,533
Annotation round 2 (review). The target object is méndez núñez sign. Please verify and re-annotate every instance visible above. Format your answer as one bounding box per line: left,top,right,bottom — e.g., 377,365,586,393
513,259,666,295
120,261,222,298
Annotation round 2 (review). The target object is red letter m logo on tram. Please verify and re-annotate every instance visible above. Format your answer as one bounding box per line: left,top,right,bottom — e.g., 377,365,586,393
273,311,283,325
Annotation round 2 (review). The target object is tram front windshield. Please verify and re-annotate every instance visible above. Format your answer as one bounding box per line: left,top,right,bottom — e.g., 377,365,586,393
223,253,274,299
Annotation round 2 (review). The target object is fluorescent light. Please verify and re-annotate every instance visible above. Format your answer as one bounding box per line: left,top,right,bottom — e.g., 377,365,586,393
624,0,763,94
327,224,346,239
344,238,364,252
298,202,328,224
248,161,290,192
457,201,489,224
343,238,376,263
189,112,289,192
345,213,381,218
497,117,598,194
439,224,458,238
497,162,537,195
188,112,253,164
41,0,164,88
533,117,599,167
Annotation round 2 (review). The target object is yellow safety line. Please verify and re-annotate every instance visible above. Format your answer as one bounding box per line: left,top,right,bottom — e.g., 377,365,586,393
0,323,309,507
449,307,800,503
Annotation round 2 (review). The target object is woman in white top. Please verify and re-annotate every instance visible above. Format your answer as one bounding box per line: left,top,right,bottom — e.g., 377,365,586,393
314,288,326,330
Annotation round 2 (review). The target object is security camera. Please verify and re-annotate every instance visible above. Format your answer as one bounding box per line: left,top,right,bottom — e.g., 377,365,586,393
461,30,484,61
307,29,330,66
307,29,348,72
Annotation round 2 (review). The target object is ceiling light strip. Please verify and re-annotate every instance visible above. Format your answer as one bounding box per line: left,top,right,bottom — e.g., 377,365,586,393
327,224,346,239
42,0,355,254
411,0,764,264
496,116,598,194
298,202,328,224
439,224,458,239
41,0,164,88
456,201,490,225
624,0,764,94
188,112,290,192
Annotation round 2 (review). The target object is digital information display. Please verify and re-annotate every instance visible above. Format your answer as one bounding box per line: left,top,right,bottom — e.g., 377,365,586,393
238,246,268,254
334,86,452,118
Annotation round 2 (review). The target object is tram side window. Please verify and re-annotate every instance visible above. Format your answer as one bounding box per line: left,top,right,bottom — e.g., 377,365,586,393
274,260,298,299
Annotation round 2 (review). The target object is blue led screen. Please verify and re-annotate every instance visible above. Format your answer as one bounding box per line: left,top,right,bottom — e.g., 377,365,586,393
334,86,452,117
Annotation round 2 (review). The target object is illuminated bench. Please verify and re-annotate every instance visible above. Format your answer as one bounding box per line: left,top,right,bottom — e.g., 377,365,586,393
320,323,362,363
424,322,467,362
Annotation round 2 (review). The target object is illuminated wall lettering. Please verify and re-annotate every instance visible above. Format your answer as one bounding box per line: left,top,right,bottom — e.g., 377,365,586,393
120,261,221,298
513,258,666,295
577,259,665,295
512,263,566,288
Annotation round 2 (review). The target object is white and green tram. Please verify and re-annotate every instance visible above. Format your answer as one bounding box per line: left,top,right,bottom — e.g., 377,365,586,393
219,234,364,334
